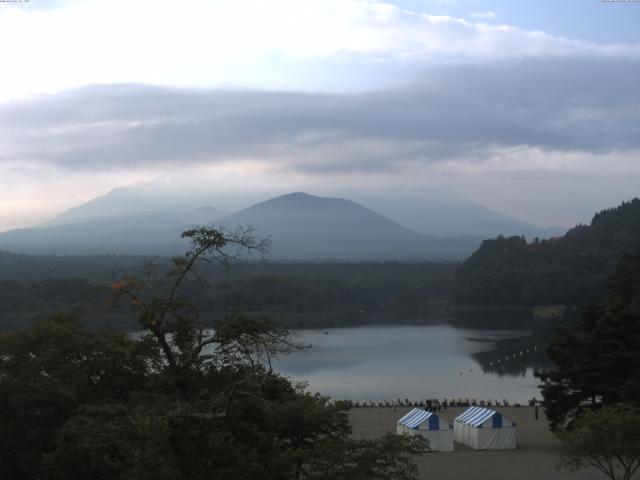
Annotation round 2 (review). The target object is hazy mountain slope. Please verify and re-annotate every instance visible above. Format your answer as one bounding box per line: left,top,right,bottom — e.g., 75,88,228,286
359,189,565,239
218,192,481,260
0,215,190,255
0,208,228,256
40,181,562,239
44,183,225,226
0,183,227,254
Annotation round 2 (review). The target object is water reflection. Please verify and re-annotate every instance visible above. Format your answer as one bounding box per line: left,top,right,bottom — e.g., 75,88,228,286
278,359,357,375
273,322,551,403
473,345,551,378
451,312,554,377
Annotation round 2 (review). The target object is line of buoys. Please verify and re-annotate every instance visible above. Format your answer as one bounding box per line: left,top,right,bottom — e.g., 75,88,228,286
449,344,543,376
479,345,541,370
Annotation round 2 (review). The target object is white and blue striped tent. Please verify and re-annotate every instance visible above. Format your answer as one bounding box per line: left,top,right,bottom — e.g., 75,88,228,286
396,408,453,452
454,406,517,450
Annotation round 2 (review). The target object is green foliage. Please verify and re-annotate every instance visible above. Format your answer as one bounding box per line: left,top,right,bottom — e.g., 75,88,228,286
538,249,640,431
304,434,429,480
206,267,446,320
455,198,640,305
558,405,640,480
214,313,300,371
0,227,427,480
0,314,155,479
0,262,456,331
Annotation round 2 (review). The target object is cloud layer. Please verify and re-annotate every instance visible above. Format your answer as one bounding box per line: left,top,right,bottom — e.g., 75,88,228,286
2,0,639,100
1,56,639,176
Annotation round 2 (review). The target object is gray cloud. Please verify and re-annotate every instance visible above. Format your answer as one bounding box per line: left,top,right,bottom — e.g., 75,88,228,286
1,56,639,173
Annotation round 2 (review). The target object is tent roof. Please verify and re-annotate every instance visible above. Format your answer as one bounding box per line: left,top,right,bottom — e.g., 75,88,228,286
397,408,447,429
455,406,510,428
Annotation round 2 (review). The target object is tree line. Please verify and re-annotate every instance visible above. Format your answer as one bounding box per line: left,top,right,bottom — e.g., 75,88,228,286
455,198,640,306
0,262,456,331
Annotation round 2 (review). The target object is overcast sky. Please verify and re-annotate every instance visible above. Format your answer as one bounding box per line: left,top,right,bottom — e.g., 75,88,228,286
1,0,639,231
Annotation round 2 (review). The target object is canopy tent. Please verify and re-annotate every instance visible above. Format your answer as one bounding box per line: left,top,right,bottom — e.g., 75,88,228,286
453,406,517,450
396,408,454,452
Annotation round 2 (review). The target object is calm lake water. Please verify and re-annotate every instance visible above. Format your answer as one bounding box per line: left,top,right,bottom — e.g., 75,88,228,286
273,324,547,404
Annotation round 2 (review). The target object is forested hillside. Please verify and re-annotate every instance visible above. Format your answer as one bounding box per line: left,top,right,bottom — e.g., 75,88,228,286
0,258,456,331
455,198,640,306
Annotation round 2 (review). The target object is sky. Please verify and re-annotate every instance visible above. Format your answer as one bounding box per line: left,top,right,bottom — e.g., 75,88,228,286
1,0,639,232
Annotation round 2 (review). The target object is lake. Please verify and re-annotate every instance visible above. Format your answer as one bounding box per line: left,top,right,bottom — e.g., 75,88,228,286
273,324,549,404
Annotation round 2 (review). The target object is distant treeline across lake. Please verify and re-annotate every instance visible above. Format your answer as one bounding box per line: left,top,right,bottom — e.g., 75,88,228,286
0,256,459,331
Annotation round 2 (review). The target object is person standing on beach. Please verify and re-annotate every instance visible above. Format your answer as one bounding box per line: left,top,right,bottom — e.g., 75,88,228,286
535,403,539,420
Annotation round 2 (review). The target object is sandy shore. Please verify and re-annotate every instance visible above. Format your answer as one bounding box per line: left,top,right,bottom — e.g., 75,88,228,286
349,406,603,480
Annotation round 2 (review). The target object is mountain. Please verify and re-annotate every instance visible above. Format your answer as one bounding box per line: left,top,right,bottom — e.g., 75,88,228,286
0,192,482,260
2,181,563,260
0,183,227,255
0,214,189,255
357,188,565,239
39,181,563,240
43,183,225,227
217,192,481,260
0,209,226,255
455,198,640,306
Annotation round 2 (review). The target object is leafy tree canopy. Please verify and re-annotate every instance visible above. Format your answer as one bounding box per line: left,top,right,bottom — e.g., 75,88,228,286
538,249,640,431
0,226,427,480
456,198,640,306
558,405,640,480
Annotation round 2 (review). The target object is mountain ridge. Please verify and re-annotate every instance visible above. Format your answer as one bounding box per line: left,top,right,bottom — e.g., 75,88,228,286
0,191,482,260
29,182,564,239
43,184,226,227
215,192,479,260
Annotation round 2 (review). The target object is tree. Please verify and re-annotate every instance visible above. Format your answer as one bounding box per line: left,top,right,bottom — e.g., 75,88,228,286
0,226,428,480
0,313,156,479
558,406,640,480
214,312,300,372
303,434,429,480
109,225,270,371
537,249,640,431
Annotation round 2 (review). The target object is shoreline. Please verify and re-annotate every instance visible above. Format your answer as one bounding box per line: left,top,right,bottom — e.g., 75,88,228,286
333,399,531,408
349,406,601,480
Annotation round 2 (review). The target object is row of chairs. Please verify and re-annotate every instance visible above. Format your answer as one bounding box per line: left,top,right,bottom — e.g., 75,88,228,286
338,398,517,408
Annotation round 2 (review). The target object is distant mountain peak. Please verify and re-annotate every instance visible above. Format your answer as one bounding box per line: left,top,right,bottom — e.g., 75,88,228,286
211,192,481,260
264,192,339,203
281,192,315,199
264,192,320,203
43,183,223,227
238,191,356,208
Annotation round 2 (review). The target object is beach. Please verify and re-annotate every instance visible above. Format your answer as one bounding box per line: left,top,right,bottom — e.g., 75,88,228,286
349,406,603,480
